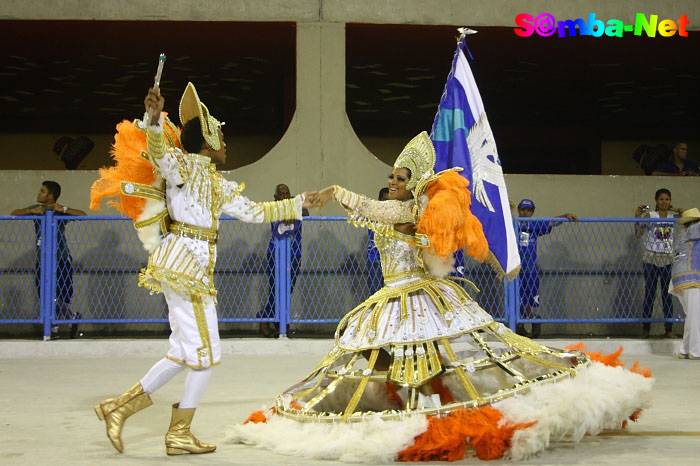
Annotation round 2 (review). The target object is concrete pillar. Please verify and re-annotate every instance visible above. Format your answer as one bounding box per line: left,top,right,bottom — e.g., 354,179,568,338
229,21,388,211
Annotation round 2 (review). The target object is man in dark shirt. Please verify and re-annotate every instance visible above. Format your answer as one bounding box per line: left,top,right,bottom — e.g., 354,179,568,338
258,184,309,337
11,181,86,338
652,141,699,176
516,199,578,337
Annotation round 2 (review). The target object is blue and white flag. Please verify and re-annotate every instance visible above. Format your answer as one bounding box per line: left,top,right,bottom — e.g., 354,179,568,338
430,35,521,279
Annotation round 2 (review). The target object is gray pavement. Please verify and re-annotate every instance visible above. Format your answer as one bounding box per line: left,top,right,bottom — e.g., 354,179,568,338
0,339,698,465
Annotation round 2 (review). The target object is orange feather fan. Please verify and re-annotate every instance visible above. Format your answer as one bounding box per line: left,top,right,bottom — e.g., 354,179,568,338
89,116,180,220
416,171,489,262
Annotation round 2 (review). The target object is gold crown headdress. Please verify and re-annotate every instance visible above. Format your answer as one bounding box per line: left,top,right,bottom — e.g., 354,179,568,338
393,131,436,193
179,82,225,151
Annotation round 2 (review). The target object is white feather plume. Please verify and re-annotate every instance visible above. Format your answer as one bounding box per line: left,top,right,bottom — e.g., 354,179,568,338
498,362,654,460
227,413,428,463
421,249,456,278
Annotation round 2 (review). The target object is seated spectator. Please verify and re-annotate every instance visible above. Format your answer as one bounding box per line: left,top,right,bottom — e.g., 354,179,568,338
651,141,699,176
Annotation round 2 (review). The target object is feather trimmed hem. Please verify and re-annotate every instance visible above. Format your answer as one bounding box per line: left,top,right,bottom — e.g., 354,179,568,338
227,356,652,462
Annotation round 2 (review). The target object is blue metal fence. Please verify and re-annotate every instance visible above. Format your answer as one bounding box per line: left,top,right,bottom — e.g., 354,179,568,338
0,215,685,339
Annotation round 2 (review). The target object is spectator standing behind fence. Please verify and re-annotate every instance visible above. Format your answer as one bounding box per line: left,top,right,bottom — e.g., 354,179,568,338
651,141,699,176
516,199,578,337
258,184,309,338
634,188,683,339
669,208,700,359
11,181,86,339
366,187,390,296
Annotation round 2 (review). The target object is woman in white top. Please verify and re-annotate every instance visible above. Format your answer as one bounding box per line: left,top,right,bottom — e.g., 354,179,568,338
635,188,683,339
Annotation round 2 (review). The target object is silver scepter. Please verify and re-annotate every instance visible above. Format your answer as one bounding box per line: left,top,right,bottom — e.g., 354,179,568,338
146,53,167,125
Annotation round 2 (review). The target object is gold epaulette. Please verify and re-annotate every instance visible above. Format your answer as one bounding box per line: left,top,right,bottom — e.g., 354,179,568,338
120,180,170,235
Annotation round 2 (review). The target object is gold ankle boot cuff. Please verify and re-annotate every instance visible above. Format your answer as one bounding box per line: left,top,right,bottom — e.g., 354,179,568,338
95,382,152,453
165,403,216,455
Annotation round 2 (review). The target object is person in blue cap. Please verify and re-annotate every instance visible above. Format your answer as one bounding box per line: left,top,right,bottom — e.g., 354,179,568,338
516,199,578,337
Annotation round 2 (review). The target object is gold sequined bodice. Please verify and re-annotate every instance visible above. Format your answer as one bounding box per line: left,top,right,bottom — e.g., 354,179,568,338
376,231,422,278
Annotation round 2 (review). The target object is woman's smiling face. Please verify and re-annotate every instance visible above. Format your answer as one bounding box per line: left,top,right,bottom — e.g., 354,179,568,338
387,168,412,201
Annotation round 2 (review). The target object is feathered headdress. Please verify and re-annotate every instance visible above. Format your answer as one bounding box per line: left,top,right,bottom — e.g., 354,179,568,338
392,132,488,271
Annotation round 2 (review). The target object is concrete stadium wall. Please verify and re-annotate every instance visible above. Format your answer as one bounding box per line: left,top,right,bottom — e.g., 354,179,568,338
2,171,697,219
3,0,698,28
2,1,698,216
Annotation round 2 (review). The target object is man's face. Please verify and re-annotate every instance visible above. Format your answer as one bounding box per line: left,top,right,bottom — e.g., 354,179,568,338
209,128,227,165
37,185,50,204
674,143,688,161
518,207,534,218
274,184,291,201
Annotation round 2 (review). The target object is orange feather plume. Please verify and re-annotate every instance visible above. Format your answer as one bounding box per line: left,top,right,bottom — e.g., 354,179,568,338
565,342,651,376
243,410,269,425
89,116,180,220
396,406,535,461
416,171,489,262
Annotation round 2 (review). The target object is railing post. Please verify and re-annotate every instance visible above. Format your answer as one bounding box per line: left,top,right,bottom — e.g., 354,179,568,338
279,235,291,337
39,214,49,340
273,235,281,335
41,211,56,340
49,212,58,337
505,277,517,330
507,218,521,330
273,233,290,338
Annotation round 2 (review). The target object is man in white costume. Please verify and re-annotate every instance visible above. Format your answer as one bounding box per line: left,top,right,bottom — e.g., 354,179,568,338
95,83,315,455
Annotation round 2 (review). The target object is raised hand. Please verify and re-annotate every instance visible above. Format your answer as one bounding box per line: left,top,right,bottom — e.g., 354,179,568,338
144,87,164,126
315,186,335,209
302,191,319,210
634,204,648,217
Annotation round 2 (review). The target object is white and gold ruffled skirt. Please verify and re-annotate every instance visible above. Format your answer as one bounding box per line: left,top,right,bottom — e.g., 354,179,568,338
273,271,589,423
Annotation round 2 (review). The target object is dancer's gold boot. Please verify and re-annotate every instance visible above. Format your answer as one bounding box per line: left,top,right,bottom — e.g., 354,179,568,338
165,403,216,455
94,382,153,453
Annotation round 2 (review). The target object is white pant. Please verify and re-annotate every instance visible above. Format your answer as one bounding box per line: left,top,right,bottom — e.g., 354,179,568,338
162,285,221,369
677,287,700,358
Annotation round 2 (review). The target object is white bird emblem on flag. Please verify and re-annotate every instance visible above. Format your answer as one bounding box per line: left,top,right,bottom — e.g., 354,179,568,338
466,112,506,212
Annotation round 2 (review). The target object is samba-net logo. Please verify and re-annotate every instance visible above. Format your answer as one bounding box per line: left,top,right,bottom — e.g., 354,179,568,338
515,13,689,38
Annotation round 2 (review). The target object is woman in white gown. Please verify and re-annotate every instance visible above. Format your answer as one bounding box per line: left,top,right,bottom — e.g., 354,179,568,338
230,132,653,462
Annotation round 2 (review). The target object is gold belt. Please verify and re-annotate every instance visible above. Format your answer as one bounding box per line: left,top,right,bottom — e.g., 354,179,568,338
383,270,425,285
169,221,218,244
